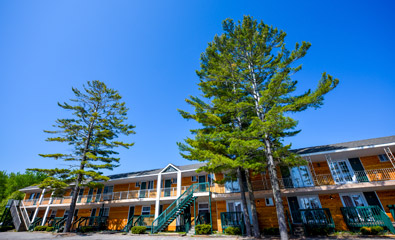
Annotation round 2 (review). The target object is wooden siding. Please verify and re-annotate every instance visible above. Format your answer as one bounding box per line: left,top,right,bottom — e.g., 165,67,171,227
375,190,395,221
319,193,347,231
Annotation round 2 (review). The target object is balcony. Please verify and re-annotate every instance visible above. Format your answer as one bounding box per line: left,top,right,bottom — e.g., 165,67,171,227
23,186,190,206
251,167,395,191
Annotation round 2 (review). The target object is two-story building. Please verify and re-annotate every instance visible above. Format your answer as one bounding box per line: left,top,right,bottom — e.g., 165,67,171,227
14,135,395,234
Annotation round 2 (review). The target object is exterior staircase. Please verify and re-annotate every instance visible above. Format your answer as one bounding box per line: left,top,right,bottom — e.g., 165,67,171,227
151,183,208,234
8,200,30,231
186,225,195,236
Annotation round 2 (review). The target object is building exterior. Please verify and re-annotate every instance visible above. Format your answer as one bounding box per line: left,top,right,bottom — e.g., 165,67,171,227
13,136,395,234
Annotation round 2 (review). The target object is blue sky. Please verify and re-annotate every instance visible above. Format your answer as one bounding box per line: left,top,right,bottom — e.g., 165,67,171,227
0,0,394,175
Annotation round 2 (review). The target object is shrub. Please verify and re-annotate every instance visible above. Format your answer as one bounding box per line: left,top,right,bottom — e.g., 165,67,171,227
131,226,147,234
46,227,54,232
360,226,384,235
305,226,331,236
195,224,211,235
0,226,14,232
263,227,280,235
80,226,94,233
224,226,241,235
34,226,48,231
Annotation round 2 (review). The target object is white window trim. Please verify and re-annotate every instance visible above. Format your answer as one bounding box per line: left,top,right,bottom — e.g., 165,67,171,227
198,202,209,213
135,182,140,187
328,159,357,184
226,200,243,212
289,165,315,187
379,154,390,162
191,176,197,182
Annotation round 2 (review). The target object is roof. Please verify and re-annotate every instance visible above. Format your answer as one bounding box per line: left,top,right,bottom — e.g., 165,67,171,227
292,135,395,155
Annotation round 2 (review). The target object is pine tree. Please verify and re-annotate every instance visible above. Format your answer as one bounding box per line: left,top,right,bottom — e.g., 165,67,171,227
29,80,135,232
179,16,338,240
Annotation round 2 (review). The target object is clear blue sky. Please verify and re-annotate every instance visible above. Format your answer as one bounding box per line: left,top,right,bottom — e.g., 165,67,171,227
0,0,394,175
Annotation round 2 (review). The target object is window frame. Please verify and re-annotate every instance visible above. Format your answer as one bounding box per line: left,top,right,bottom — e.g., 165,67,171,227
141,206,151,215
191,176,197,182
265,197,274,206
379,154,390,162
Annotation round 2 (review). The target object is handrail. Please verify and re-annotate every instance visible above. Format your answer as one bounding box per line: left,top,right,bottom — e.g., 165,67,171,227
29,217,43,230
151,182,209,233
122,215,136,232
19,200,31,230
53,217,67,231
9,200,22,231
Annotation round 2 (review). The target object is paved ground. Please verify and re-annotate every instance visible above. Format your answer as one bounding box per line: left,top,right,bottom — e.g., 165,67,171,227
1,232,395,240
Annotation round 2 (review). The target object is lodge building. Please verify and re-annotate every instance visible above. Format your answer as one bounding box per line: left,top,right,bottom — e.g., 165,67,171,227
8,136,395,234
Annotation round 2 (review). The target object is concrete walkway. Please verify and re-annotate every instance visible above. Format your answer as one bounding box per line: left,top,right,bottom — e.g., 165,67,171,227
1,232,395,240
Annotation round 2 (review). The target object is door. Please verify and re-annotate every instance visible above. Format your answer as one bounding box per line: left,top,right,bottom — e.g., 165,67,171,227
95,188,102,202
103,186,113,201
128,206,135,219
349,158,369,182
140,182,147,198
86,188,94,203
328,160,356,184
288,196,301,223
280,166,293,188
77,188,84,203
340,193,367,207
363,192,383,210
89,208,97,225
198,175,206,192
33,193,40,205
164,180,172,197
298,196,323,224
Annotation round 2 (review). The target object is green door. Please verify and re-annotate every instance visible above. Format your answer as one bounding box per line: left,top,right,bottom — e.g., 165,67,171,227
199,175,206,192
349,158,369,182
164,180,172,197
288,196,301,223
140,182,147,198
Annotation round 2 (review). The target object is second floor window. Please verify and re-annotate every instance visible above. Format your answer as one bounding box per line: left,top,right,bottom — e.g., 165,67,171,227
224,176,240,193
379,154,389,162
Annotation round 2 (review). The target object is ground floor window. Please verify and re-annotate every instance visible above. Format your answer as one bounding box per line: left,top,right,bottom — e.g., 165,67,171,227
198,202,209,214
99,207,109,217
340,192,367,207
226,200,243,212
298,195,321,209
141,206,151,215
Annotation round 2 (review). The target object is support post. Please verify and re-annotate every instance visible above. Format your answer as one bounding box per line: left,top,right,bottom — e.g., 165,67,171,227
154,173,162,221
176,171,182,227
41,191,53,226
209,184,212,234
194,198,196,235
32,189,45,224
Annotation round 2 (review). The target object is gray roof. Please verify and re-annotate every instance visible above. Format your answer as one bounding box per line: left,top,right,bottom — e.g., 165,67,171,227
292,135,395,155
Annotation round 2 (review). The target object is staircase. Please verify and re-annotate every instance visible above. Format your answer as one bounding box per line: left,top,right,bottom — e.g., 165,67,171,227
151,183,209,234
187,225,195,236
8,200,26,231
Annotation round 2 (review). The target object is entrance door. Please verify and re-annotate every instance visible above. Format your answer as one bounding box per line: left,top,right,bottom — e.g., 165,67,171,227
349,158,369,182
128,206,135,219
340,193,367,207
164,179,172,197
95,188,102,202
290,166,314,188
89,208,97,225
140,182,147,198
328,160,356,184
198,175,206,192
288,196,301,223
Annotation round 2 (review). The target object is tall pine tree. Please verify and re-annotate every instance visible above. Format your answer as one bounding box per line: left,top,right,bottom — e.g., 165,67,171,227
29,80,135,232
179,16,338,239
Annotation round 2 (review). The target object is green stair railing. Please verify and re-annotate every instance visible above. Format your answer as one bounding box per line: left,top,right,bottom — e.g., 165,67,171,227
151,182,209,233
0,207,12,227
299,208,335,235
220,212,245,235
122,215,137,232
28,217,43,231
134,215,154,228
340,206,395,233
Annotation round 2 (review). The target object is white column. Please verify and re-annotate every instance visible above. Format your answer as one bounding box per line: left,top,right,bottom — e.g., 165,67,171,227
154,173,162,221
32,189,45,223
41,192,53,226
177,171,182,197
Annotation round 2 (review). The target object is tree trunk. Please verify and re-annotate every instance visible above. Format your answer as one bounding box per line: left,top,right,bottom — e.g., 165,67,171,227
237,167,252,237
245,169,261,238
63,175,81,232
264,137,288,240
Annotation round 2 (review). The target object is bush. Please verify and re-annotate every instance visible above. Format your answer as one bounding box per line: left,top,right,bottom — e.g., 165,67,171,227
34,226,48,231
360,226,384,235
46,227,54,232
80,226,94,233
0,226,14,232
224,226,241,235
131,226,147,234
263,227,280,235
195,224,211,235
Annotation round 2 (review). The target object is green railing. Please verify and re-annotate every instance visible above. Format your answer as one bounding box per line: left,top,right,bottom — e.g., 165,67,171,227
134,215,154,228
285,210,293,234
151,182,209,233
122,215,137,232
387,205,395,220
196,212,210,225
0,207,12,227
220,212,245,235
340,206,395,233
75,216,108,231
299,208,335,234
28,217,43,231
53,217,67,232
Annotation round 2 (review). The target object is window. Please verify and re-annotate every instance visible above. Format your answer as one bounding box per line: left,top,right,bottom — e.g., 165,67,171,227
141,206,151,215
298,196,321,209
99,207,110,217
224,176,240,193
227,200,243,212
265,198,274,206
103,186,114,201
147,181,154,189
328,159,356,184
191,176,197,182
172,178,177,184
135,182,140,187
198,203,209,214
290,166,314,188
29,193,35,200
379,154,389,162
340,193,367,207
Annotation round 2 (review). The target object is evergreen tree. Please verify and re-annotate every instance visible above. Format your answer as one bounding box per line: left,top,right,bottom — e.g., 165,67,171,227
29,80,135,232
179,16,338,240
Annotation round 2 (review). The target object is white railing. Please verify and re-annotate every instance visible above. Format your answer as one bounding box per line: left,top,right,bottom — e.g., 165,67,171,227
9,200,22,231
19,200,31,230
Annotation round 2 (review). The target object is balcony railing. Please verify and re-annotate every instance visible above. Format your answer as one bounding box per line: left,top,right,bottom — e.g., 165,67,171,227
249,167,395,191
24,186,190,206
